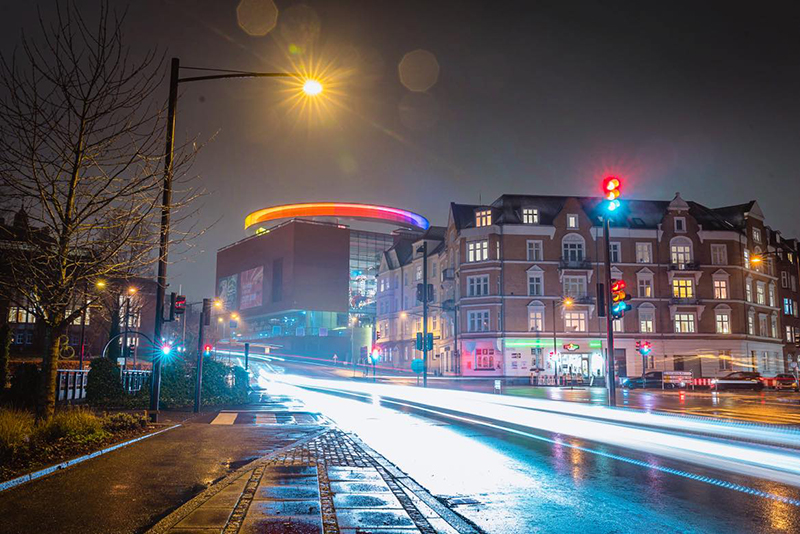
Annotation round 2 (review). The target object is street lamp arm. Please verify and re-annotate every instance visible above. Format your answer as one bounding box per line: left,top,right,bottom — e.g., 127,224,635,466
177,72,301,84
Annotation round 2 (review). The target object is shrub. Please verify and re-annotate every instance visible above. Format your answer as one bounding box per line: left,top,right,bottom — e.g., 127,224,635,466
0,408,34,461
102,412,147,432
35,408,107,444
86,358,124,406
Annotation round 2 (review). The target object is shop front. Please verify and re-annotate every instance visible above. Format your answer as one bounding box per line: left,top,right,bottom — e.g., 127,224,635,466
504,338,606,384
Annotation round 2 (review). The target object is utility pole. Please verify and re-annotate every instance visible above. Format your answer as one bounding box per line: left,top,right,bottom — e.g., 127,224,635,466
603,215,617,407
194,298,210,413
421,241,429,388
244,342,250,370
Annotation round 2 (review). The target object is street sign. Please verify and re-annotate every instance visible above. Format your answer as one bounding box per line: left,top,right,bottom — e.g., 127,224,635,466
663,370,693,389
411,358,424,374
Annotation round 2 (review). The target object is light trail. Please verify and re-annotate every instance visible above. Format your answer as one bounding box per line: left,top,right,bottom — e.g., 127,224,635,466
261,371,800,490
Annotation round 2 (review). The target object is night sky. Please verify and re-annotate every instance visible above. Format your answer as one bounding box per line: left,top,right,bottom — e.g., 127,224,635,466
2,1,800,298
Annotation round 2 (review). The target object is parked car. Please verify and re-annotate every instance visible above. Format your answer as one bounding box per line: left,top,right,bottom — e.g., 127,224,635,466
762,373,800,391
712,371,764,391
621,371,666,389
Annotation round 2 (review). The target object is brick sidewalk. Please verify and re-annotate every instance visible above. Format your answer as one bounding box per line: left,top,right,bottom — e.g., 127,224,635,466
148,428,479,534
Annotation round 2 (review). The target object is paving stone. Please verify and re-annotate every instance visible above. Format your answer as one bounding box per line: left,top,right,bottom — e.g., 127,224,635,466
253,485,321,500
336,509,417,529
327,467,384,482
259,474,319,486
174,507,232,529
239,514,323,534
330,481,393,494
339,530,420,534
248,499,321,516
263,465,318,476
333,492,403,509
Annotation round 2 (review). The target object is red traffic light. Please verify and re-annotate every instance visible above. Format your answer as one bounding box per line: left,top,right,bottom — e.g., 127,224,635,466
203,344,212,355
610,279,626,292
602,176,622,211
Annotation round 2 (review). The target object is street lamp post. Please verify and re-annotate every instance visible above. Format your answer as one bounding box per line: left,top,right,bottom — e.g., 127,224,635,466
552,297,573,386
149,58,322,419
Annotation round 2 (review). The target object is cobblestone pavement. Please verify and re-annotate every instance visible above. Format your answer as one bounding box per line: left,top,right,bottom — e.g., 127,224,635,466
150,428,479,534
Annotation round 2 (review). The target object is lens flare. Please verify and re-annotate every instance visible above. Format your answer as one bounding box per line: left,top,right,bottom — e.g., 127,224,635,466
302,79,322,96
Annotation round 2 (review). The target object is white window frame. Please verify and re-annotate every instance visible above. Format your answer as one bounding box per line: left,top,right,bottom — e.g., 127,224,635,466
752,227,762,243
562,275,587,298
467,240,489,263
710,244,727,265
715,309,731,334
522,208,539,224
467,275,490,297
635,242,652,264
672,278,695,299
747,312,755,335
528,271,544,296
768,283,776,307
566,214,579,229
563,311,587,332
467,310,490,332
610,242,621,263
713,278,728,300
475,209,492,228
526,240,543,262
637,273,654,298
528,304,544,332
759,314,769,337
771,314,778,338
670,237,693,265
756,281,766,305
674,217,686,233
638,306,655,333
674,313,696,333
562,234,585,262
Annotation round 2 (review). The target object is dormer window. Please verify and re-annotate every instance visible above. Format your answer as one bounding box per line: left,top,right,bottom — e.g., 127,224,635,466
475,209,492,228
522,208,539,224
674,217,686,233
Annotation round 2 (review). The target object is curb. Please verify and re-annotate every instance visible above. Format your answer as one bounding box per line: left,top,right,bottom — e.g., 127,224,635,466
0,424,181,493
145,428,328,534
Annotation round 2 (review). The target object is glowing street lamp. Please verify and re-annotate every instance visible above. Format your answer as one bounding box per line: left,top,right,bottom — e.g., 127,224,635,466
128,286,137,295
213,298,223,308
302,79,323,96
96,280,107,289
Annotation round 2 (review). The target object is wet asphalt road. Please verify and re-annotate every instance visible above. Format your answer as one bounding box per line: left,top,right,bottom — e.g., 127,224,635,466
263,360,800,534
0,411,314,534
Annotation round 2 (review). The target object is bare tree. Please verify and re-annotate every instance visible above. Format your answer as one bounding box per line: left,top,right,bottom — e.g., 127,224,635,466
0,2,199,419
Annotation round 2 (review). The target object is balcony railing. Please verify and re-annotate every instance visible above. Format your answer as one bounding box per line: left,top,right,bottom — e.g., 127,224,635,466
670,297,700,305
668,261,701,271
559,257,593,270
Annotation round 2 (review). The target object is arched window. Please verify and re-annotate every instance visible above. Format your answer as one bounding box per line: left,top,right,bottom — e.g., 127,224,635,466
528,300,545,332
670,236,693,266
638,303,656,333
562,233,585,262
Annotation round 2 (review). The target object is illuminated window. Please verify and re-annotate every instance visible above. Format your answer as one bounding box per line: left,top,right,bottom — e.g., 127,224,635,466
564,311,587,332
756,282,766,305
768,283,776,307
637,274,653,298
715,311,731,334
743,248,751,269
759,314,768,337
613,318,623,332
635,242,652,263
475,210,492,228
713,279,728,299
467,240,488,262
566,214,579,229
674,313,695,333
747,313,755,335
528,307,544,332
670,239,692,265
638,305,655,333
672,279,694,299
771,315,778,338
523,208,539,224
745,279,752,302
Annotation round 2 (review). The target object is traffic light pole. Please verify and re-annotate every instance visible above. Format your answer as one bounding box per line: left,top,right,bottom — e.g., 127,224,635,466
194,304,205,413
422,241,429,388
603,216,617,407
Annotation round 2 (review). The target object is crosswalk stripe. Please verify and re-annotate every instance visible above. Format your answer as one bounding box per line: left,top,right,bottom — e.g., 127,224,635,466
210,412,238,425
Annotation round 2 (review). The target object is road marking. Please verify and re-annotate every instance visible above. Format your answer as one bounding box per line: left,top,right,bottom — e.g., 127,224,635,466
210,412,238,425
255,413,277,425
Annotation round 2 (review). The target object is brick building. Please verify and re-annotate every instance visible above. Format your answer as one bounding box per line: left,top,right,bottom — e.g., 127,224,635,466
376,193,800,380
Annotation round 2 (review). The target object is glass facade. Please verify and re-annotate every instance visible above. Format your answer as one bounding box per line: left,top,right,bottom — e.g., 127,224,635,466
348,230,394,317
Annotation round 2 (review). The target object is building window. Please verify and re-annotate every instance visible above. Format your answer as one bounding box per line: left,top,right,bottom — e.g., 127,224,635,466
768,284,776,307
756,282,766,305
613,318,623,332
719,351,732,371
745,280,752,302
563,276,587,298
528,307,544,332
787,326,795,343
638,276,653,298
566,214,579,229
715,311,731,334
771,315,778,338
674,313,696,333
744,249,751,269
467,310,490,332
639,306,655,333
670,240,692,265
781,271,789,288
713,279,728,299
527,240,543,261
467,240,489,262
564,311,587,332
8,306,35,324
784,298,794,315
431,262,438,280
610,242,621,263
672,279,694,299
747,313,755,335
752,228,762,243
415,265,422,281
528,273,544,296
523,208,539,224
674,217,686,232
759,314,768,337
475,210,492,227
467,275,489,297
635,242,652,263
710,244,727,265
562,235,585,262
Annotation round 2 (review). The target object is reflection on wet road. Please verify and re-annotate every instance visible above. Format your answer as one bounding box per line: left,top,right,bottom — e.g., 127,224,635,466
255,361,800,534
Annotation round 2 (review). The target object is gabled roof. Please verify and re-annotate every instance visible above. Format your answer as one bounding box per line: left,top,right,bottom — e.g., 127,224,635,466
710,201,756,229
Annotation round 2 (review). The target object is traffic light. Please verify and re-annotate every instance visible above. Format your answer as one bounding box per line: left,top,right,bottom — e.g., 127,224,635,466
174,295,187,315
602,176,622,212
202,298,212,326
203,344,212,356
416,283,434,303
425,332,433,351
160,343,173,358
416,332,423,351
640,341,652,356
610,279,631,319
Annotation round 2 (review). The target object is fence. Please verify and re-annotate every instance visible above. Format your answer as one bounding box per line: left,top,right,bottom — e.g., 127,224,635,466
56,368,152,403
